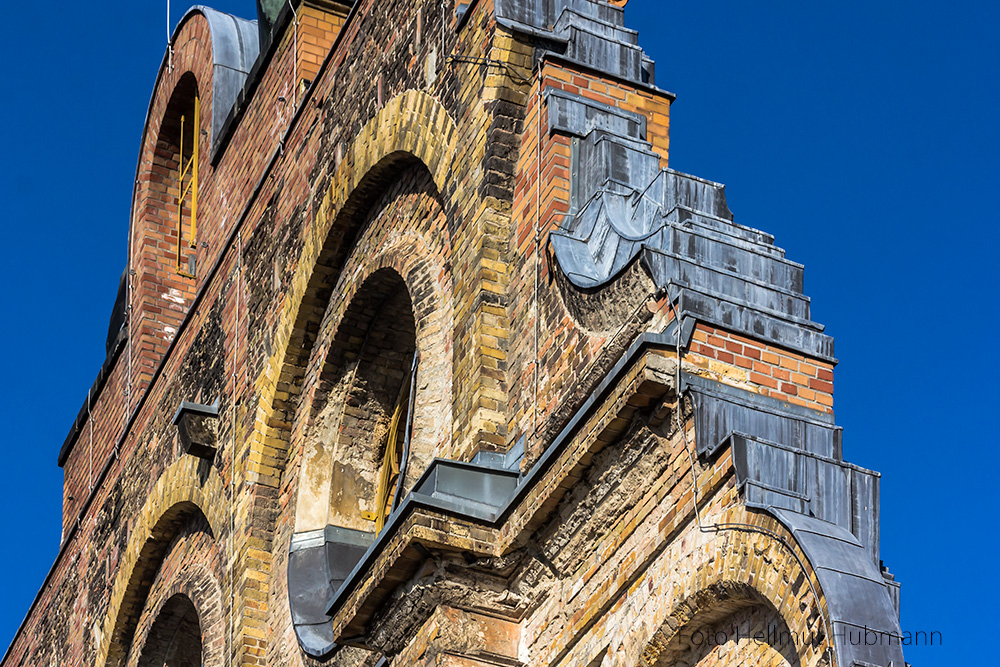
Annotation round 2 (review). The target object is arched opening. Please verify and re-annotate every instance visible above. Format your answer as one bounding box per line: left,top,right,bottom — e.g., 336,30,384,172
318,267,418,534
102,493,223,667
151,72,201,278
269,139,455,659
288,267,423,658
639,583,805,667
130,71,204,365
658,603,802,667
136,594,203,667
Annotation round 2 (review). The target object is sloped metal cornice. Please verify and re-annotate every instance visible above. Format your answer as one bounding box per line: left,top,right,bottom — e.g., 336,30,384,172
771,509,906,667
496,0,656,85
686,375,905,667
514,3,835,362
314,334,683,647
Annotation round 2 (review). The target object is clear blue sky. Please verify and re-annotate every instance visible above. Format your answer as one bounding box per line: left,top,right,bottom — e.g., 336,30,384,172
0,2,995,664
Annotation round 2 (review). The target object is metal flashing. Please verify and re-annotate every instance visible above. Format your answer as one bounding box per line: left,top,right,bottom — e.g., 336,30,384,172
768,509,905,667
288,524,375,658
682,372,838,426
318,459,522,621
178,7,261,145
317,329,684,627
545,86,647,140
302,326,900,667
496,0,655,86
471,435,526,472
684,374,900,666
413,459,521,517
544,49,836,362
539,51,675,99
171,399,220,423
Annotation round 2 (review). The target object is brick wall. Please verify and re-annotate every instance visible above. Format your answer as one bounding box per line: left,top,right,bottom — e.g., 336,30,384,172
507,58,675,465
9,3,848,667
686,323,835,413
295,2,351,88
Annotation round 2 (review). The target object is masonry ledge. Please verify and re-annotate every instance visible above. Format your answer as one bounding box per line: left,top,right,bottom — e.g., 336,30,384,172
318,341,681,648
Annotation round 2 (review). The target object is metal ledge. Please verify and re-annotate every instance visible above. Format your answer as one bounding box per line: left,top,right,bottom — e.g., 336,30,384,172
298,323,901,667
316,330,685,641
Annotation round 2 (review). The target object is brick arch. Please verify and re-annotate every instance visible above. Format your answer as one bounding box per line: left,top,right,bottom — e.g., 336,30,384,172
302,267,417,534
247,89,456,520
614,506,833,667
130,12,215,248
242,91,456,663
127,543,225,667
98,457,227,667
293,227,454,533
317,231,454,483
635,584,802,667
133,594,204,667
127,12,216,383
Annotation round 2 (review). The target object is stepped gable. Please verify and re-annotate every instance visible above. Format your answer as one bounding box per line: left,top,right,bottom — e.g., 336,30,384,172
501,3,906,665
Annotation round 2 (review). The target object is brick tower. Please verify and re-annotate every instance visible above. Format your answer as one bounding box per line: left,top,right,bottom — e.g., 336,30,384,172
4,2,906,667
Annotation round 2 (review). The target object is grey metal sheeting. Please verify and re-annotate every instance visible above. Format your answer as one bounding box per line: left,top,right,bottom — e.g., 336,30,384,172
290,320,903,666
180,7,260,143
517,4,902,658
534,17,836,361
549,152,837,359
281,2,902,664
771,509,905,667
288,526,374,658
496,0,654,84
685,374,841,460
287,460,521,657
686,374,901,665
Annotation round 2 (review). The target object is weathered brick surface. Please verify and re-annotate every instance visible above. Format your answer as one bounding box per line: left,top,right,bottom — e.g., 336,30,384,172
8,2,853,667
507,59,676,466
685,323,835,413
648,604,800,667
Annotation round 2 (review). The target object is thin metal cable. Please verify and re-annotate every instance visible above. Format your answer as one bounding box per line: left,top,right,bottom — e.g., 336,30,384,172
287,0,299,108
166,0,174,73
228,231,242,667
532,82,542,451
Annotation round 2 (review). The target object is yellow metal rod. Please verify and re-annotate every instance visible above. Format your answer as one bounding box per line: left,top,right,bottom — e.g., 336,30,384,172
174,97,200,274
190,96,199,247
177,112,185,272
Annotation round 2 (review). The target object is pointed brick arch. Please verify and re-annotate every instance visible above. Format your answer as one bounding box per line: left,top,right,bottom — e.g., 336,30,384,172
128,559,225,667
